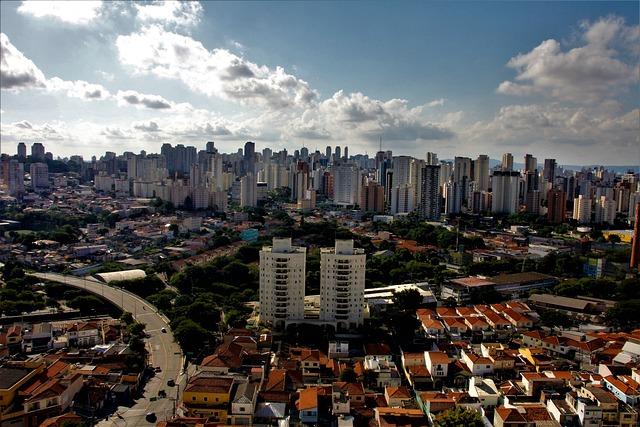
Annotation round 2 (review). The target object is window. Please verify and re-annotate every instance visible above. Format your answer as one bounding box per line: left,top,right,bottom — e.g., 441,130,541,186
240,407,245,412
192,396,196,401
204,397,208,402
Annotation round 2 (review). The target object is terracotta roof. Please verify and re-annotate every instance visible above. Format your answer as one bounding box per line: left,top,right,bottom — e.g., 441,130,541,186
386,386,412,399
425,351,449,364
297,387,318,410
184,376,234,394
496,406,526,422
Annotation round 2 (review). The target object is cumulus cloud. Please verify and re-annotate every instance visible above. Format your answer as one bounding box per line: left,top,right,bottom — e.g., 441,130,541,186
464,103,639,163
497,16,639,102
426,98,446,107
46,77,110,100
133,121,161,132
101,127,132,139
116,90,172,109
17,1,103,25
314,91,454,141
116,26,318,109
13,120,33,129
0,33,46,90
134,1,202,30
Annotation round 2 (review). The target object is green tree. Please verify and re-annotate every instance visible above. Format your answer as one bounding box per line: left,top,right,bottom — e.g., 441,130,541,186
339,367,358,383
605,300,640,330
434,407,483,427
172,318,211,353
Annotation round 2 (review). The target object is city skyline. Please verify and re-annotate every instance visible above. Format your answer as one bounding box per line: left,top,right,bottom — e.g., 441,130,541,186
1,1,638,164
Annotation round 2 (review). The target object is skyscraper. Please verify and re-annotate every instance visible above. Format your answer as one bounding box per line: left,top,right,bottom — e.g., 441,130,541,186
30,162,49,190
543,158,557,183
454,156,471,208
31,143,45,161
501,153,514,171
474,155,490,192
332,163,360,206
244,141,256,176
418,165,441,220
547,188,567,224
573,195,592,224
491,170,520,214
524,154,537,173
320,240,366,329
360,181,385,213
17,142,26,159
240,173,257,207
426,152,439,166
259,238,306,327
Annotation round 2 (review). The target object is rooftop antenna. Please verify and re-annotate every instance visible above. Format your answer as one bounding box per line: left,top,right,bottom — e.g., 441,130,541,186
379,135,382,152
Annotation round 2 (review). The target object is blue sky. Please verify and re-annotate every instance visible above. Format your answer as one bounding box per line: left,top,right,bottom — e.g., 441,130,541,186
1,1,638,164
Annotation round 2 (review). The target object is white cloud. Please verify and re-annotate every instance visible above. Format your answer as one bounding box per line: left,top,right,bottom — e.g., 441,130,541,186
133,121,161,132
116,26,318,109
135,1,203,30
0,33,46,90
497,16,639,102
46,77,110,100
426,98,446,107
96,70,115,82
464,103,639,163
116,90,173,109
17,1,103,25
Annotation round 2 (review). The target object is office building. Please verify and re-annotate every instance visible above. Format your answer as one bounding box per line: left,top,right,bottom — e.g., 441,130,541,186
320,240,366,329
426,152,439,166
259,238,306,327
543,159,556,183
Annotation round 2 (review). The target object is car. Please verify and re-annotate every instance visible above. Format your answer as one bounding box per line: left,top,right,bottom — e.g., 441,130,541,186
161,327,167,333
154,366,162,373
145,412,157,423
143,330,151,338
167,379,175,387
157,390,166,398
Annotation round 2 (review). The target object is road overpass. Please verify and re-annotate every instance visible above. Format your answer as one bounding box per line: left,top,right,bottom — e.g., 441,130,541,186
31,272,187,426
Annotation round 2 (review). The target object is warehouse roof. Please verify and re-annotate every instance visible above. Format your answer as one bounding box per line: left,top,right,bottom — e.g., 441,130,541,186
94,269,146,283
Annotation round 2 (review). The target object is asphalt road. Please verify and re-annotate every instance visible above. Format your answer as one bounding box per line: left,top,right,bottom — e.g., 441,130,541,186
31,272,187,426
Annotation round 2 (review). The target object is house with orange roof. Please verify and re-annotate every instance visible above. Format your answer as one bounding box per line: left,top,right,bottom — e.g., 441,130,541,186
374,407,428,427
39,413,84,427
23,373,84,427
461,350,493,376
456,307,476,317
423,351,449,381
603,375,640,405
494,403,558,427
481,310,512,330
384,386,412,407
502,308,534,329
297,387,319,424
464,315,491,332
417,315,445,337
441,317,468,335
481,343,516,370
436,307,459,317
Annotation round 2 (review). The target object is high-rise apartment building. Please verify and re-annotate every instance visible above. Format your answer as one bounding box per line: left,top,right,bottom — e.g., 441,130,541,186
524,154,537,173
426,152,439,166
17,142,26,160
240,173,257,207
543,159,557,183
573,195,592,224
332,163,360,206
491,170,520,214
546,188,566,224
501,153,514,171
5,159,25,196
595,196,616,224
320,240,366,329
360,181,385,213
454,157,471,207
30,162,49,190
31,143,45,161
259,238,306,327
418,165,441,220
474,155,490,192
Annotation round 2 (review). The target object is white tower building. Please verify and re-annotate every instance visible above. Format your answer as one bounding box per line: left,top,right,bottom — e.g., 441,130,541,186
259,238,307,327
320,240,366,329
